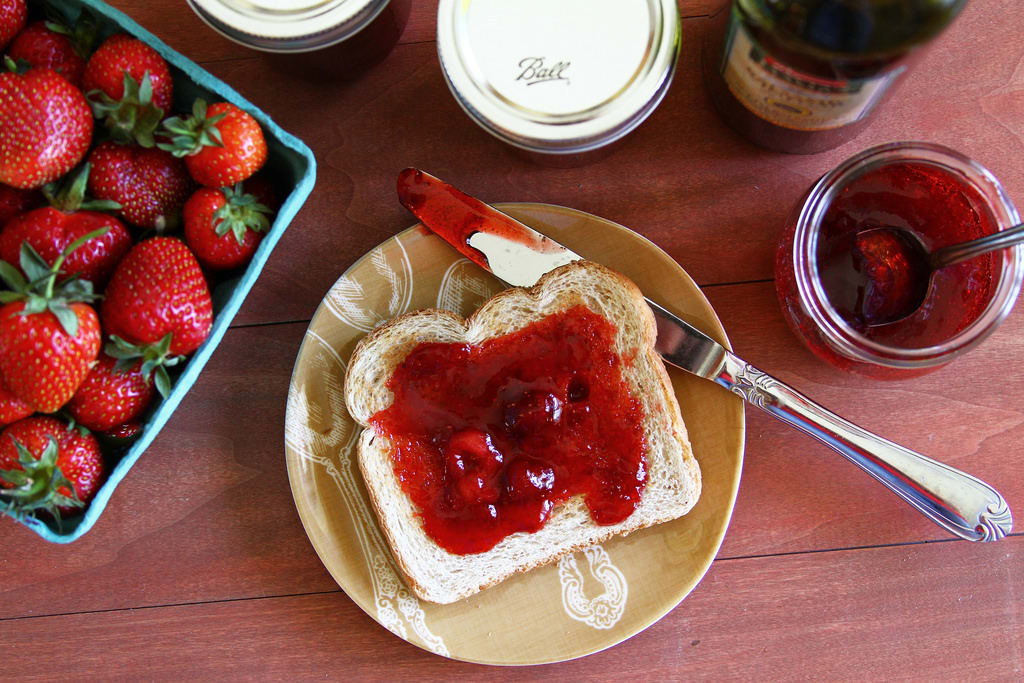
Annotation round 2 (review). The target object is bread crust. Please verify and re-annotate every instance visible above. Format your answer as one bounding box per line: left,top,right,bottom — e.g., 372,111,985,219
344,260,701,604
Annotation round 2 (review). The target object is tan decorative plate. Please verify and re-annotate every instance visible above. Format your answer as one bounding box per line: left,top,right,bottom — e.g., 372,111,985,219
284,203,745,665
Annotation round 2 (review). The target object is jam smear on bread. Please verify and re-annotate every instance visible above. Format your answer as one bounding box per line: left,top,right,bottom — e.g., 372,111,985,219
370,304,647,555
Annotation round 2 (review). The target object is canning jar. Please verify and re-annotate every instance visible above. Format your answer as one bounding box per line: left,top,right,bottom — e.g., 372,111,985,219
775,142,1022,378
186,0,409,78
436,0,680,163
701,1,966,154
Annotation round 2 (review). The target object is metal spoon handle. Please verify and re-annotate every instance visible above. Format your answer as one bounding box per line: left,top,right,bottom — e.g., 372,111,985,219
717,353,1012,542
931,221,1024,269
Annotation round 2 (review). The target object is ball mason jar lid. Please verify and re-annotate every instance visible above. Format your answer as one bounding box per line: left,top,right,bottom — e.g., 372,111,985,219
186,0,390,53
437,0,681,154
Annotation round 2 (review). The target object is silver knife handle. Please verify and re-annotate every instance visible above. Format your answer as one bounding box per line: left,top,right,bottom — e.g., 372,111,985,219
717,352,1012,542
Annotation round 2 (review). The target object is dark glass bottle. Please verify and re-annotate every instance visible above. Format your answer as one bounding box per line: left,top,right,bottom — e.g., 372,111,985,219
703,0,968,154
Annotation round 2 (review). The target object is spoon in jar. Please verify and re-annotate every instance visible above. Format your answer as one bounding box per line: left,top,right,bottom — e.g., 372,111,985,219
846,221,1024,327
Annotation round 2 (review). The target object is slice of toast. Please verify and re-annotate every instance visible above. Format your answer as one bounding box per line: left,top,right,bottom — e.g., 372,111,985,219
344,260,700,604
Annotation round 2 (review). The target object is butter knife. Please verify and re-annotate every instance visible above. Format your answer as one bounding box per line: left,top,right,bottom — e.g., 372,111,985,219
396,168,1012,542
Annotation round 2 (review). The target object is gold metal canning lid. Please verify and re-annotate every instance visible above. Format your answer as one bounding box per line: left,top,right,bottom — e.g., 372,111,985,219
187,0,390,53
436,0,681,153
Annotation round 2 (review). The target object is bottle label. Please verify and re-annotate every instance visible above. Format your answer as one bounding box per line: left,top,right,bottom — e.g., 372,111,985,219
720,12,903,131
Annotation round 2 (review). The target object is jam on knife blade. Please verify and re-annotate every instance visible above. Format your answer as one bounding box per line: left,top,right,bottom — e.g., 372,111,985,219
396,168,568,272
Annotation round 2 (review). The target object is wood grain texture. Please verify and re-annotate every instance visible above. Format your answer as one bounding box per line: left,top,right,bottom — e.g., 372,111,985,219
1,536,1020,679
110,0,1024,328
0,324,337,621
0,282,1018,623
704,282,1024,559
0,0,1021,676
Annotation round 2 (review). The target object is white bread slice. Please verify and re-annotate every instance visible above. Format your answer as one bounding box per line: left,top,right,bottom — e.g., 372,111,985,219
344,260,700,604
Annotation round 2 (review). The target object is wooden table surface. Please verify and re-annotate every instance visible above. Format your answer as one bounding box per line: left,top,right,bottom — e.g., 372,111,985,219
3,0,1023,678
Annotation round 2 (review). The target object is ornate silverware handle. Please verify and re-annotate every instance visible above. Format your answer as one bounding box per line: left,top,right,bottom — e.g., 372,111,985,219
717,352,1012,542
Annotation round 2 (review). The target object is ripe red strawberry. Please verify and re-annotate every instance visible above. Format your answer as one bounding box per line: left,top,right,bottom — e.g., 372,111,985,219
184,183,271,270
7,21,86,88
87,141,192,230
0,0,26,51
0,182,42,225
83,34,172,112
66,354,153,432
0,377,31,426
0,67,93,189
0,233,104,412
67,333,182,431
83,34,172,146
0,415,104,520
0,208,130,287
102,237,213,355
0,164,130,287
0,300,100,412
160,100,267,187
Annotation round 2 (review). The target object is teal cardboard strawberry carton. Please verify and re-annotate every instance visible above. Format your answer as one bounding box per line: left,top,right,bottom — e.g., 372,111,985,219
0,0,316,542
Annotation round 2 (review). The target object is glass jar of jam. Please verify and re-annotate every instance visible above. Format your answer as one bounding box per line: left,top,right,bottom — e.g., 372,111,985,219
776,142,1023,378
702,1,966,154
436,0,680,164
